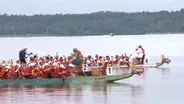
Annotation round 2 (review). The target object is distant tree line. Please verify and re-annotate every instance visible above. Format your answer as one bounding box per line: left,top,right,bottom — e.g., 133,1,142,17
0,9,184,36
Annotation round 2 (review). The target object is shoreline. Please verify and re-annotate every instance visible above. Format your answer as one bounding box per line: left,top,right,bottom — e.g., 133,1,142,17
0,33,183,38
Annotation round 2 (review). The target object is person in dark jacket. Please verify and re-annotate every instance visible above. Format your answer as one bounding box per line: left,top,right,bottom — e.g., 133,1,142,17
19,48,33,64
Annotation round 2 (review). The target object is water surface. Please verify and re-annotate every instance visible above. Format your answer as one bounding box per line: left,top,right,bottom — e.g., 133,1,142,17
0,34,184,104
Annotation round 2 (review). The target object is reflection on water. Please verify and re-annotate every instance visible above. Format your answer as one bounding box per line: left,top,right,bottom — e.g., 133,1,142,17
0,65,184,104
0,82,144,104
159,68,170,74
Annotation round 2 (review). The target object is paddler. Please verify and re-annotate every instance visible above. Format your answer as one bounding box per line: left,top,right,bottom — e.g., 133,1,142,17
114,55,120,64
24,63,36,79
97,56,105,66
19,48,33,64
54,52,60,62
71,48,84,66
94,54,99,62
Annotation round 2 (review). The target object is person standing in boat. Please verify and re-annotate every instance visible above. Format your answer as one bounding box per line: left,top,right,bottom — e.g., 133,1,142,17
135,45,145,64
71,48,84,66
19,48,33,64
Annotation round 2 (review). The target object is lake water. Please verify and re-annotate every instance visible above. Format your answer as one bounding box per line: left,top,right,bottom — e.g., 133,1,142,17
0,34,184,104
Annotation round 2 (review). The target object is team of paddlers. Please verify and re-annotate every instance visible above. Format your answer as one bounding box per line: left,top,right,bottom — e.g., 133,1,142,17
0,45,146,79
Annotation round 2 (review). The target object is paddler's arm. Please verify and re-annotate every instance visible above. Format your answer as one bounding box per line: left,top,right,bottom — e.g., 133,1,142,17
27,52,33,56
63,55,67,63
36,67,43,74
71,53,74,56
72,53,78,60
24,52,33,59
15,66,21,72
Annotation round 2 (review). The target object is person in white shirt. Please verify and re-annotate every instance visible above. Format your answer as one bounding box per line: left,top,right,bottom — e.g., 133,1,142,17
135,45,145,64
136,47,144,59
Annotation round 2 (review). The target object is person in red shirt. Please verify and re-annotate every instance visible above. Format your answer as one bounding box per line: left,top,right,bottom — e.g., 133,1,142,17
9,65,16,79
114,55,120,65
24,66,32,79
51,64,59,78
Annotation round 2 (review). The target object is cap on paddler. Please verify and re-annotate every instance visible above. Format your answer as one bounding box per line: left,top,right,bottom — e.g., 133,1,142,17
53,63,58,66
60,64,65,69
5,66,11,69
23,47,28,51
28,63,36,67
43,63,49,67
69,64,75,67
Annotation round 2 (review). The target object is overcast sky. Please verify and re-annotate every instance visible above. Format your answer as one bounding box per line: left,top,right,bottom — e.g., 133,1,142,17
0,0,183,15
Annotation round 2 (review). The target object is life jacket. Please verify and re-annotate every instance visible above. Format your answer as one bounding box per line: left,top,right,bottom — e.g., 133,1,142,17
76,50,83,58
114,59,119,64
38,67,46,78
52,66,60,78
32,68,36,75
64,68,72,77
14,65,22,77
9,66,15,75
25,67,32,75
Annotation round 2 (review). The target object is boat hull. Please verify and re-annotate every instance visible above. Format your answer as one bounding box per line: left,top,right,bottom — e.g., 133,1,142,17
0,73,133,85
88,64,157,70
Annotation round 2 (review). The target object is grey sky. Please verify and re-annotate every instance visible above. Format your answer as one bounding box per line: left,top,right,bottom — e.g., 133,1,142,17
0,0,183,15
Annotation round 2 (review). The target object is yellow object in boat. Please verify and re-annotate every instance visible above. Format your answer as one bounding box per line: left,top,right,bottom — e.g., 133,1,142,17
161,54,165,60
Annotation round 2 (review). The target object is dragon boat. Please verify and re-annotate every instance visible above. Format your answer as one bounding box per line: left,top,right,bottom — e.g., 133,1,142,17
0,63,142,85
81,54,171,72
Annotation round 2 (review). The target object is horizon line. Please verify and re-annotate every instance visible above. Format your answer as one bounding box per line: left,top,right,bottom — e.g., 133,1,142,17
0,8,184,16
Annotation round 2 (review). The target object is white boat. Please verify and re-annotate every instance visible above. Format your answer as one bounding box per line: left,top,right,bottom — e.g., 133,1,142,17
81,55,171,72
